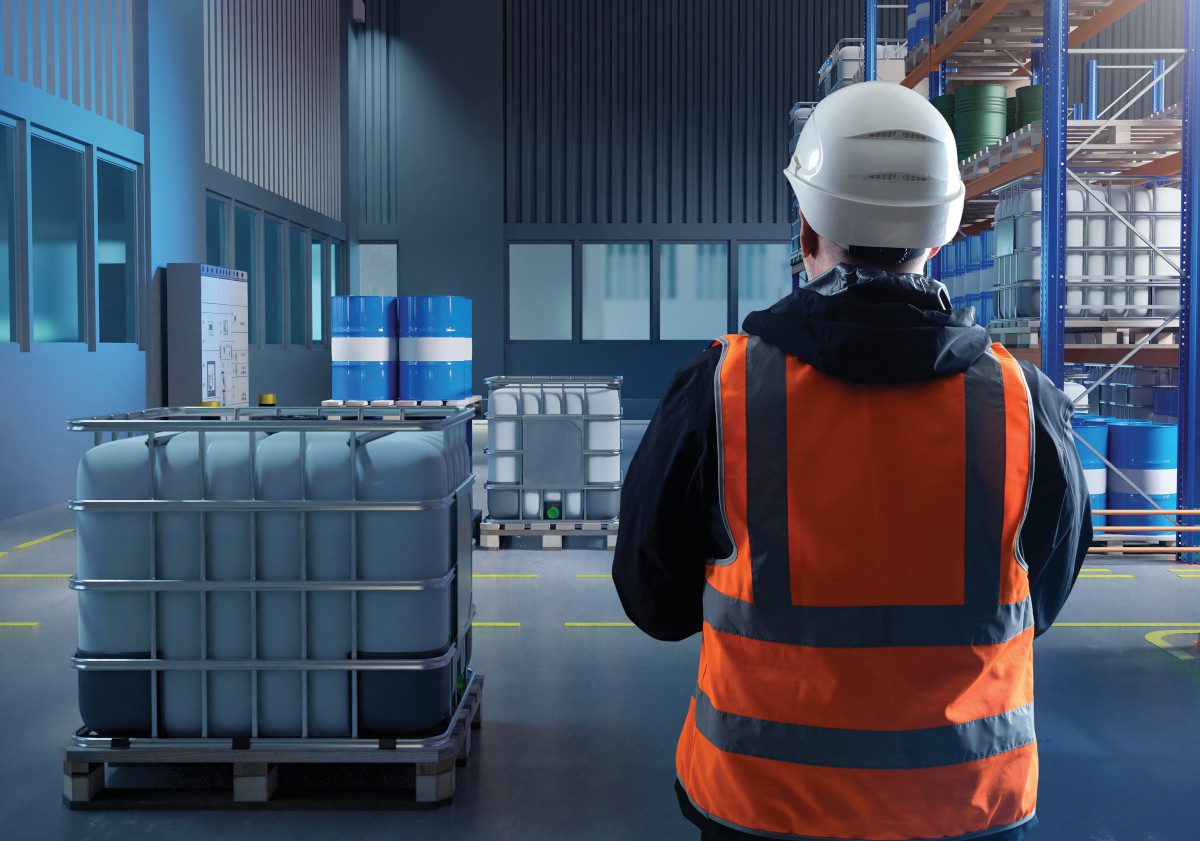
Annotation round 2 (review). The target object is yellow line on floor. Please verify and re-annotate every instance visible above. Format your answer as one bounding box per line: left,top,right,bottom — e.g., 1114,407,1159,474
12,528,75,550
564,621,635,628
1176,574,1200,579
1144,630,1200,662
1078,574,1135,579
0,551,7,558
575,573,612,578
473,573,539,579
474,622,521,628
1081,568,1111,572
0,573,72,579
0,622,39,628
1055,622,1200,627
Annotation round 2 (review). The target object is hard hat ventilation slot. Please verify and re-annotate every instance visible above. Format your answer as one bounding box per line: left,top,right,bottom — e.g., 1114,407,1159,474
851,129,937,142
865,173,930,183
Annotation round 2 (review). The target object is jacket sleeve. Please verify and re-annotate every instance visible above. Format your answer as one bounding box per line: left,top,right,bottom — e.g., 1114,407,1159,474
1018,362,1093,636
612,348,729,642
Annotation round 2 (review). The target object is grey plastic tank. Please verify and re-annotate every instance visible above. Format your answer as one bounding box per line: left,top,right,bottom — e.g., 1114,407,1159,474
155,431,264,737
76,435,155,735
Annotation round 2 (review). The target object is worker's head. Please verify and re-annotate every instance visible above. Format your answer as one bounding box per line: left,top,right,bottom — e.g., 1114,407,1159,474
784,81,965,280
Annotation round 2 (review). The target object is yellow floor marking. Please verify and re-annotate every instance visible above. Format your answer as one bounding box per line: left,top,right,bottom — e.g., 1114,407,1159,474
1176,574,1200,579
1055,622,1200,627
1144,630,1200,662
13,528,75,550
0,573,72,579
474,622,521,628
473,573,539,579
1077,573,1135,579
564,621,635,628
1081,568,1112,572
0,551,7,558
575,573,612,579
0,622,39,628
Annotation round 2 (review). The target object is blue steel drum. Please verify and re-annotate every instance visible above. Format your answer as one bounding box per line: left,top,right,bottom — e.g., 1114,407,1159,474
1106,421,1177,535
1071,418,1108,528
331,296,398,402
397,296,472,401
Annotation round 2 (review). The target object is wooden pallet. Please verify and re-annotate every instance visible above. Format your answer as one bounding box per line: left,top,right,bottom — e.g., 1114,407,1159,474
989,318,1179,349
479,519,619,551
321,395,482,411
62,674,483,810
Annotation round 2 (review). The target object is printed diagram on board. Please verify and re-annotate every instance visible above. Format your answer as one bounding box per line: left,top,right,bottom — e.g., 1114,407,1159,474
200,274,249,406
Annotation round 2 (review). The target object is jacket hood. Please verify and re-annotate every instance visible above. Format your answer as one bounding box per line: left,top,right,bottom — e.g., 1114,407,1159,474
741,263,992,384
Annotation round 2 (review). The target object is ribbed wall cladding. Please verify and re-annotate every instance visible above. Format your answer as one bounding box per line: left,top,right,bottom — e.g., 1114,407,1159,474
203,0,342,220
0,0,137,129
350,0,404,228
1068,0,1185,119
502,0,903,226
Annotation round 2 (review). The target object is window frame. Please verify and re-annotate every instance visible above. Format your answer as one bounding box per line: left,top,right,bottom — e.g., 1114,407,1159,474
0,114,20,348
505,240,576,342
578,240,653,342
93,151,142,348
261,212,286,347
27,127,89,349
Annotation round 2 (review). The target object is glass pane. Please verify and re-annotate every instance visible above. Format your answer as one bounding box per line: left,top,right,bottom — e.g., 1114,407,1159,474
358,242,397,296
96,160,138,343
0,125,14,342
288,227,306,345
311,240,325,342
263,218,283,344
659,243,729,340
737,243,793,327
205,196,227,266
234,207,257,343
508,243,572,340
581,243,650,340
330,241,342,296
30,136,84,342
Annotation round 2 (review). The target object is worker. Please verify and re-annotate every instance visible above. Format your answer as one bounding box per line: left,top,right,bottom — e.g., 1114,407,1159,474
612,81,1091,841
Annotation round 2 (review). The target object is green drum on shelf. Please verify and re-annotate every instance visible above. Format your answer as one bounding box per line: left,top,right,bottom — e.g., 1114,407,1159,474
1007,95,1017,133
934,93,956,130
1016,84,1043,129
954,84,1008,160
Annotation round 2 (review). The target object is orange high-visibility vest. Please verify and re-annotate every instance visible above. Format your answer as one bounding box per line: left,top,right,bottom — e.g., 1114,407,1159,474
676,333,1037,841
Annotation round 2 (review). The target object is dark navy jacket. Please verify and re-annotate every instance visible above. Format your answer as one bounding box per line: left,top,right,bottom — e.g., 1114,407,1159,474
612,265,1092,841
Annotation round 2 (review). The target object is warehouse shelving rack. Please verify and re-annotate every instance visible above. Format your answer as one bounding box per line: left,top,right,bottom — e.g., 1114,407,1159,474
863,0,1199,560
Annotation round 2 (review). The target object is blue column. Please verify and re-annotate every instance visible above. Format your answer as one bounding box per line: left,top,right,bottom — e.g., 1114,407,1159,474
1151,58,1166,115
1179,0,1200,559
865,0,879,81
1086,59,1100,120
1040,0,1068,386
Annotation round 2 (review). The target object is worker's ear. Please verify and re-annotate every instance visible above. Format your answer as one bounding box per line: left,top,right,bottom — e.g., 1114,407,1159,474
798,213,821,260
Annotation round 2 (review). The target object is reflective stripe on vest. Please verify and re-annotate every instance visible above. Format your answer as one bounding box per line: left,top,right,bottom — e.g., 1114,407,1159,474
677,334,1037,841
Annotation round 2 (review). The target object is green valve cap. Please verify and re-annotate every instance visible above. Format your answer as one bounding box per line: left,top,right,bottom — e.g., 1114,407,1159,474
545,504,562,520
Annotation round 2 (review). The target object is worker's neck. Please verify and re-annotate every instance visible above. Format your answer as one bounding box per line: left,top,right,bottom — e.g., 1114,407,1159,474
802,253,928,282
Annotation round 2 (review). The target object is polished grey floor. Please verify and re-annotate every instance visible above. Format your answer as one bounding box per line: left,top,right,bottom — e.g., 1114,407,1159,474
1,423,1198,840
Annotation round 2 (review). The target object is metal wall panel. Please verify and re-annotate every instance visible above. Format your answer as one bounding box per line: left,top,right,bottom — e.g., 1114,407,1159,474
203,0,341,221
0,0,137,129
349,0,404,227
502,0,902,226
1068,0,1185,119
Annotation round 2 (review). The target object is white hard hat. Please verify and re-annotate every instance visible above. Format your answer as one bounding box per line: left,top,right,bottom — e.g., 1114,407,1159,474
783,81,965,249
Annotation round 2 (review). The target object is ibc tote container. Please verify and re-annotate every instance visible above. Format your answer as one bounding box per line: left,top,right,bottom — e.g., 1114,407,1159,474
485,376,622,522
70,404,476,742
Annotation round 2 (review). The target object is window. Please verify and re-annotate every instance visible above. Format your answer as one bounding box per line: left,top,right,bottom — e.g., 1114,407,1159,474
508,243,572,340
0,125,14,342
95,159,138,343
359,242,397,296
311,239,325,342
659,243,728,340
30,136,85,343
737,243,793,327
330,241,343,296
234,207,257,343
205,196,227,266
288,227,306,345
582,243,650,340
263,217,283,344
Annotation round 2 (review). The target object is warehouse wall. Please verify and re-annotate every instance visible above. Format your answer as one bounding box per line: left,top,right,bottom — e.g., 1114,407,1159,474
0,0,148,519
348,0,506,394
1068,0,1185,118
203,0,342,221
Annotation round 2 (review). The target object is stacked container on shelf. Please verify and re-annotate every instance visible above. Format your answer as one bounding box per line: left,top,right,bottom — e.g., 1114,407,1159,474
818,39,907,97
788,103,816,267
906,1,931,52
991,179,1182,320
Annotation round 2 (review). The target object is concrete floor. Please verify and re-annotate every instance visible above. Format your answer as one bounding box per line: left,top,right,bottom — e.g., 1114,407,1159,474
1,423,1199,840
